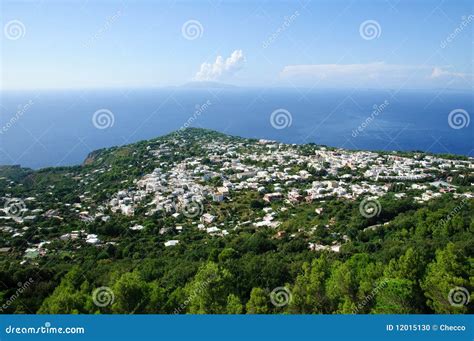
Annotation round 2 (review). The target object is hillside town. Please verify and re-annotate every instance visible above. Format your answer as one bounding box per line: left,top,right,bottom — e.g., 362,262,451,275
1,129,472,263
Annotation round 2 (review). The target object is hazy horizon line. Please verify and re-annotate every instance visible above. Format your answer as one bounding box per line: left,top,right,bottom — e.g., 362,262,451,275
1,84,473,93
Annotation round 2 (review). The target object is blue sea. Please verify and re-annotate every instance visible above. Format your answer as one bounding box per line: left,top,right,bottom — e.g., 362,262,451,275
0,88,472,169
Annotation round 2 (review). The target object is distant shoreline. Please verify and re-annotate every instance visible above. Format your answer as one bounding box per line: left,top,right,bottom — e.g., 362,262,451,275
1,127,471,171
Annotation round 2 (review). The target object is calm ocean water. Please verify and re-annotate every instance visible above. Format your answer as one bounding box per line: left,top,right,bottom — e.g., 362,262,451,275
0,88,472,169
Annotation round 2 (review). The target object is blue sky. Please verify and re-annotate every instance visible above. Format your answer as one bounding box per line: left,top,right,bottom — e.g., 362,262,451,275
1,0,473,90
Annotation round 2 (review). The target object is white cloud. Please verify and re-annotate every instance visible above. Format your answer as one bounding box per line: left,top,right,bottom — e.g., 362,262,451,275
280,62,423,80
279,62,473,88
195,50,245,81
430,67,470,80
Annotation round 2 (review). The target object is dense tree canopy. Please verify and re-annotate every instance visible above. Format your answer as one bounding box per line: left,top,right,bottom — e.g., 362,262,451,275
0,129,472,315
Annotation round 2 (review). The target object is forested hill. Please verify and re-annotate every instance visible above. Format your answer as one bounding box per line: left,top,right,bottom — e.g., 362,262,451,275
0,128,472,314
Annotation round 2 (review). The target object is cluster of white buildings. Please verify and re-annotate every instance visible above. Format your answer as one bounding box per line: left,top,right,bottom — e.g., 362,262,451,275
98,137,473,249
1,134,473,255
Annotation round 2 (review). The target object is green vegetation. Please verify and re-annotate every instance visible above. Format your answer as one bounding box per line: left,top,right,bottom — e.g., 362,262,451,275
0,128,472,314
